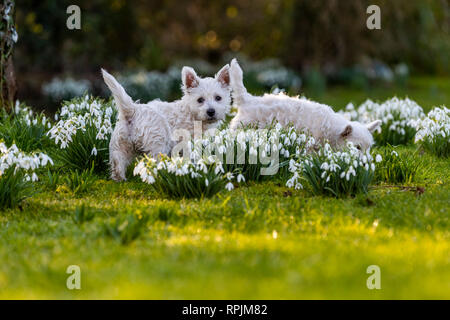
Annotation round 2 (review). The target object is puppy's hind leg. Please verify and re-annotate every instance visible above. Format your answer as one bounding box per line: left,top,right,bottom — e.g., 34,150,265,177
110,148,134,181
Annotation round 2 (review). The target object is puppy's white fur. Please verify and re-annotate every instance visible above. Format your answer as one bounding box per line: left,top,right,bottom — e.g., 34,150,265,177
229,59,381,151
102,65,231,181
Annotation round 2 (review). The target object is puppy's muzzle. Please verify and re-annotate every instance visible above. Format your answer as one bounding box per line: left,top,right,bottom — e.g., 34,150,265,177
206,108,216,117
206,108,217,122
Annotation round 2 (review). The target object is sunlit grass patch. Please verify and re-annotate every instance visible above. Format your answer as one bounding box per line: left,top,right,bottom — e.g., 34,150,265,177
102,211,150,245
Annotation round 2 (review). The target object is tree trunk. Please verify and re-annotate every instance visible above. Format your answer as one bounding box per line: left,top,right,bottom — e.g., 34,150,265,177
5,56,17,104
1,0,17,109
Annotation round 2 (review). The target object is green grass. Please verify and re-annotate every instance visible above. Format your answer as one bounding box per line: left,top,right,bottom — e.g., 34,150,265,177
0,146,448,299
0,77,449,299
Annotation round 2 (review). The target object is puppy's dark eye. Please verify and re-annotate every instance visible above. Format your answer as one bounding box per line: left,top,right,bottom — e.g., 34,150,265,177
197,97,205,104
356,145,362,150
215,95,222,101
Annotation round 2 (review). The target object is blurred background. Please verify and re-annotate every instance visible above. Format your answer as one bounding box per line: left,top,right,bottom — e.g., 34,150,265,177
5,0,450,112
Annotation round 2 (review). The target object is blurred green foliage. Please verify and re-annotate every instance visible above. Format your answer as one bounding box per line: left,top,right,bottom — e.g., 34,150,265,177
14,0,449,74
9,0,450,108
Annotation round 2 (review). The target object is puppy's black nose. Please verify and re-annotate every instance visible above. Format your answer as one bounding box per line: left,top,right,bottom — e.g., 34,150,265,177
206,108,216,117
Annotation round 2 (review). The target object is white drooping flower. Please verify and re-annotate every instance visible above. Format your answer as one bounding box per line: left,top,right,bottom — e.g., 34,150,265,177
237,174,245,183
225,182,234,191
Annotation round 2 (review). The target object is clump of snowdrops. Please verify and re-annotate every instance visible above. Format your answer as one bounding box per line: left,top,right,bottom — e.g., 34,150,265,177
342,97,425,145
134,123,316,198
412,106,449,157
134,154,241,199
47,95,117,173
287,142,382,197
0,101,53,152
189,123,316,182
0,141,53,209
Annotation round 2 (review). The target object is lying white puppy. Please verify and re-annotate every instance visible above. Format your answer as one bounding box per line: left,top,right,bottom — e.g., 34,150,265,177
229,59,381,151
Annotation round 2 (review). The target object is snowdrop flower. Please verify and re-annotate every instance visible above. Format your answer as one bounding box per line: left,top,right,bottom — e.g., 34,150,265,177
225,182,234,191
320,162,329,171
375,154,382,163
40,153,53,166
345,172,351,181
286,177,295,188
329,163,340,172
224,172,234,180
214,163,224,175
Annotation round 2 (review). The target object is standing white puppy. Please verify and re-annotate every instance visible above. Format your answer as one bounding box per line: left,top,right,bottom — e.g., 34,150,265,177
102,65,231,181
229,59,381,151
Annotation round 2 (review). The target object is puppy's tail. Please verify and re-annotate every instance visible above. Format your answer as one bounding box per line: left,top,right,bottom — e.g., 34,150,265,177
101,68,135,119
230,58,248,106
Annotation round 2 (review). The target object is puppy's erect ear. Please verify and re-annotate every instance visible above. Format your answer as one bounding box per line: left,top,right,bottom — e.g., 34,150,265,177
182,67,200,91
215,64,230,88
366,120,382,133
341,124,353,138
230,58,242,71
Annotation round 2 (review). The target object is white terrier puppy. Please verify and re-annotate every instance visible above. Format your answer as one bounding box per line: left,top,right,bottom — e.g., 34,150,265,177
229,59,381,151
102,65,231,181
